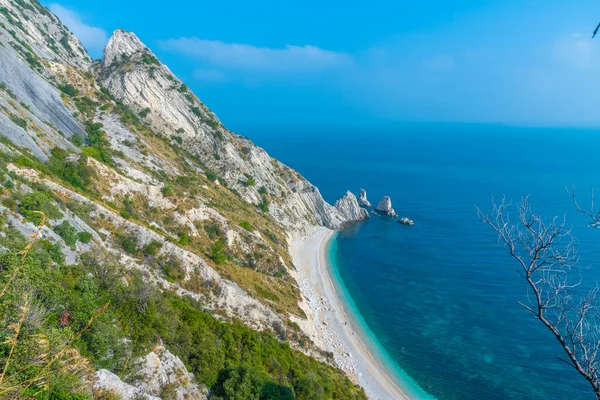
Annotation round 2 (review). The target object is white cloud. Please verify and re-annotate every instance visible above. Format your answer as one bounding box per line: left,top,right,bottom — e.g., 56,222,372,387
159,37,352,75
48,4,108,57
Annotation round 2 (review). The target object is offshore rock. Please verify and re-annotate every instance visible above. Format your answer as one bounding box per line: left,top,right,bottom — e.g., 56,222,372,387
335,191,370,223
375,196,398,217
358,188,371,207
399,217,414,226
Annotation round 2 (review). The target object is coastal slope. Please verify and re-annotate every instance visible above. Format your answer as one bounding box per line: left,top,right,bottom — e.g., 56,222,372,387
0,0,396,398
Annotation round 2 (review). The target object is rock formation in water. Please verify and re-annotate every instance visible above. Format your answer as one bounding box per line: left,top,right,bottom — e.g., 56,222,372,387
358,188,371,207
335,191,370,222
375,196,398,217
399,217,414,226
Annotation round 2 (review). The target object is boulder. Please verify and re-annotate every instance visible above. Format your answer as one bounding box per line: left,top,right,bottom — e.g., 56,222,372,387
358,188,371,207
375,196,398,217
399,217,414,226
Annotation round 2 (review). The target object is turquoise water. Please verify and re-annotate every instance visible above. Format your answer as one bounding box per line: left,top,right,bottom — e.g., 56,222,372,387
247,124,600,399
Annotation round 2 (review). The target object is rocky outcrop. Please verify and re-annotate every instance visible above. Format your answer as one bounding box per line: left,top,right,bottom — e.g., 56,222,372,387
334,191,370,223
95,344,207,400
375,196,398,217
0,0,91,69
0,6,87,161
399,217,414,226
358,188,371,207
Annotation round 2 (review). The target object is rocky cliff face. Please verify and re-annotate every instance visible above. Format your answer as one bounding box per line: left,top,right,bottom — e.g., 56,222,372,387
335,191,370,222
98,29,355,230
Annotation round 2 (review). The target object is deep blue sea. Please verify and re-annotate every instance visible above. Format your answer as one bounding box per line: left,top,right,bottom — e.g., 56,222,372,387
246,124,600,400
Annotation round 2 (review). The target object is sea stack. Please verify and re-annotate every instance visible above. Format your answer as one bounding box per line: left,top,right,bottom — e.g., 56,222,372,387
375,196,398,217
358,188,371,207
335,191,370,222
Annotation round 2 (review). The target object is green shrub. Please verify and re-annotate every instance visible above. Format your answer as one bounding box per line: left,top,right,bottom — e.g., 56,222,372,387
143,240,162,257
177,231,189,246
118,235,138,254
140,53,160,65
190,106,202,117
54,220,78,248
178,83,187,93
83,120,113,165
17,191,61,224
258,196,269,212
206,170,217,182
161,184,174,197
240,221,252,232
77,231,92,244
58,83,78,97
48,147,92,190
210,240,227,265
10,114,27,129
70,133,84,147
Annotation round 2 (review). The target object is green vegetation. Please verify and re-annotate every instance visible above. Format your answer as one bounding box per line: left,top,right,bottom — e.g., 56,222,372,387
82,121,113,165
48,147,92,191
178,231,190,246
17,191,61,225
245,176,257,187
143,240,162,257
0,217,365,399
259,196,270,212
210,239,227,265
58,83,78,97
71,133,84,147
59,35,74,56
118,234,138,255
240,220,252,232
179,83,188,93
9,114,27,130
140,52,160,66
54,220,78,248
77,231,92,244
190,106,202,118
161,183,174,196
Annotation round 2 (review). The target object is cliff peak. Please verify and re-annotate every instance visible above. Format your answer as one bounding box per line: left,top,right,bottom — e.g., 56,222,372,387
102,29,149,68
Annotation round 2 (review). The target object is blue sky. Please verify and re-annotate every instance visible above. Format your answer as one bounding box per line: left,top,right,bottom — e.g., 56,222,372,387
45,1,600,130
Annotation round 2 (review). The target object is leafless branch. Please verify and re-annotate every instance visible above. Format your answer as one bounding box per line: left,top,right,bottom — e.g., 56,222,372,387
478,197,600,399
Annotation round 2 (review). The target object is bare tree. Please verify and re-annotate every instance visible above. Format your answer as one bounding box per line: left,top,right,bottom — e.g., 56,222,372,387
569,186,600,228
478,196,600,399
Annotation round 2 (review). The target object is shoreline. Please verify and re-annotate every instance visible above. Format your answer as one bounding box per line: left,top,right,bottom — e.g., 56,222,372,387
289,226,415,400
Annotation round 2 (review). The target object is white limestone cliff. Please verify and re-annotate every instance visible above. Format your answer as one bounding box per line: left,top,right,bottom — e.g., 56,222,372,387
335,191,370,222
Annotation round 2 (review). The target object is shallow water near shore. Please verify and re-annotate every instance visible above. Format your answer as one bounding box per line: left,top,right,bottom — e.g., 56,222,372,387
248,124,600,399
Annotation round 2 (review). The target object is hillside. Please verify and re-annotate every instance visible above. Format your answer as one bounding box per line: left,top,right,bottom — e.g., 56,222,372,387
0,0,368,398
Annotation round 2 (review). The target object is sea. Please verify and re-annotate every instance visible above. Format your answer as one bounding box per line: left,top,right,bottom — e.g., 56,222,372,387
246,124,600,400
